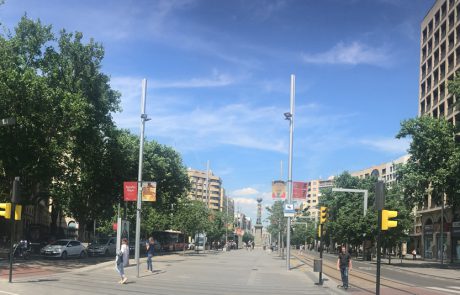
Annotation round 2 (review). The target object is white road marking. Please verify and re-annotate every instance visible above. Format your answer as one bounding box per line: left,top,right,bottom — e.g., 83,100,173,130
427,287,460,294
0,291,20,295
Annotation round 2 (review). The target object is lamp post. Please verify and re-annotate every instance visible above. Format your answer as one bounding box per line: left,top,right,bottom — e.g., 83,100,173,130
135,79,150,278
285,74,295,270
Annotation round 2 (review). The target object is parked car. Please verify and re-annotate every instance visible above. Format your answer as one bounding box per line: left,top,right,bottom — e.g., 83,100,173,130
41,239,87,259
87,237,116,257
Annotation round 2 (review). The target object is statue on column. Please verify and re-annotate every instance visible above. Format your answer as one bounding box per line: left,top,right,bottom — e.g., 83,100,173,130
256,197,263,224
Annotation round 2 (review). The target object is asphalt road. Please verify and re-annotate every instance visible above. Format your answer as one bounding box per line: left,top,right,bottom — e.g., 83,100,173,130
0,249,340,295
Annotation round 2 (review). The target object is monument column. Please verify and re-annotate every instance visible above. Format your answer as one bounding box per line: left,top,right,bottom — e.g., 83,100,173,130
254,198,264,249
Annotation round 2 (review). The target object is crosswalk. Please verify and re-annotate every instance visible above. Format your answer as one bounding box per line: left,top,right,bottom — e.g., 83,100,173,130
427,286,460,294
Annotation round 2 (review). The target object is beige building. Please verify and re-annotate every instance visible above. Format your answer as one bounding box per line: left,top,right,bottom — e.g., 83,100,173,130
418,0,460,262
187,168,223,212
350,155,410,185
299,178,334,222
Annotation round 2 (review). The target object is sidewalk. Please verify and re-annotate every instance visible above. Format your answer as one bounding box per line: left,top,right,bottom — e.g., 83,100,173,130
316,250,460,280
0,248,343,295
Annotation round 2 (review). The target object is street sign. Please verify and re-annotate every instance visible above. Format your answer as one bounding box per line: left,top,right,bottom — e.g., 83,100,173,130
284,204,295,217
0,118,16,126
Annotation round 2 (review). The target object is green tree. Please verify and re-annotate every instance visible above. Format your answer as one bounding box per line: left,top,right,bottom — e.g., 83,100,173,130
173,199,210,242
266,200,286,246
396,116,460,209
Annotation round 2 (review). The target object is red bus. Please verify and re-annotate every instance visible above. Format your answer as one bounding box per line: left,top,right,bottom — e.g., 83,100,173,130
152,230,187,252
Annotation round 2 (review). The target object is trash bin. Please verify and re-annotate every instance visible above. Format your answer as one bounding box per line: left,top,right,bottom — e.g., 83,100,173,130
313,259,322,272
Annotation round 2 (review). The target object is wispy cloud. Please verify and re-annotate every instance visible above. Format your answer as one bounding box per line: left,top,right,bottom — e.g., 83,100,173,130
301,41,391,66
152,71,236,89
359,137,410,154
232,187,259,196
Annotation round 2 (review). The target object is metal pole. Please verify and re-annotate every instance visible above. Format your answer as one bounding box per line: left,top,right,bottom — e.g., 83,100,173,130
226,195,228,245
319,224,323,285
376,210,382,295
8,203,16,283
286,74,295,270
441,194,444,265
135,78,148,278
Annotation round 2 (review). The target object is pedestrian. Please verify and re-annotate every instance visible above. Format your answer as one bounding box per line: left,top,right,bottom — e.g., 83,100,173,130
412,249,416,260
146,237,155,273
336,245,352,290
116,238,129,284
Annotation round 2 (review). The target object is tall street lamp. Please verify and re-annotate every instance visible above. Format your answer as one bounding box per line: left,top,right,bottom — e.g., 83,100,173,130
285,74,295,270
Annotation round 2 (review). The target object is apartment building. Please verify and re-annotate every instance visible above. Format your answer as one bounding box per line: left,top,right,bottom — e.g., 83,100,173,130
301,178,334,222
350,155,409,185
419,0,460,262
187,168,223,212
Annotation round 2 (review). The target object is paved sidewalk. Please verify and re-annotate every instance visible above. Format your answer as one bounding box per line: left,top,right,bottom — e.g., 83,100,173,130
309,250,460,280
0,249,342,295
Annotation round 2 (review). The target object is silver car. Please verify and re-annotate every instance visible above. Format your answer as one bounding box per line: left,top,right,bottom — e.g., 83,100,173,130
87,237,116,257
41,239,87,259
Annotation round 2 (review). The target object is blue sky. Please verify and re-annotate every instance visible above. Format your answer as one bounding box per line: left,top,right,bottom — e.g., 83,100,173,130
0,0,434,222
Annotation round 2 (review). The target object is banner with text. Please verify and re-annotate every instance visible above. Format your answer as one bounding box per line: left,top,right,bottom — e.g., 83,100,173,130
123,181,138,201
272,180,286,200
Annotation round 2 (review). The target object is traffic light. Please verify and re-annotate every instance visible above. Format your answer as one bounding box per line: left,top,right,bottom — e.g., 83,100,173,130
317,225,321,238
320,206,328,224
14,205,22,220
381,210,398,230
0,203,11,219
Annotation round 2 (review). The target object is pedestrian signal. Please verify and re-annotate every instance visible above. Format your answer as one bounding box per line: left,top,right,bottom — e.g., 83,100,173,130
0,203,11,219
320,206,328,224
381,210,398,230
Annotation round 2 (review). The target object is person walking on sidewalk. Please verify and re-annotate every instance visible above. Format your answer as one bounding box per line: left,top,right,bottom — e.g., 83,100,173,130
337,245,352,290
146,237,155,272
412,249,417,260
116,238,129,284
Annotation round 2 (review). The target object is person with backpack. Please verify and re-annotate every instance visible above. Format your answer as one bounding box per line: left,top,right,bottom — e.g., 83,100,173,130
116,238,129,284
336,245,352,290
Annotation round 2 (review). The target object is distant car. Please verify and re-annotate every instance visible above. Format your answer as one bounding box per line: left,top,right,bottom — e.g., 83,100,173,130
41,239,87,259
87,237,116,257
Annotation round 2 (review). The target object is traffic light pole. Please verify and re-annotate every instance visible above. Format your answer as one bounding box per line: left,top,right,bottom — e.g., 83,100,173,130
319,223,323,285
8,202,15,283
376,209,382,295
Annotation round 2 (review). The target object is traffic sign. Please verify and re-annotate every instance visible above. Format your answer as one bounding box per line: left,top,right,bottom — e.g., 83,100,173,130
284,204,295,217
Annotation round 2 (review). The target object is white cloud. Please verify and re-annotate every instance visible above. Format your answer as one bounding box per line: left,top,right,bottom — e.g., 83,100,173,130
232,187,259,196
360,137,410,154
152,71,235,89
301,41,391,66
233,197,258,205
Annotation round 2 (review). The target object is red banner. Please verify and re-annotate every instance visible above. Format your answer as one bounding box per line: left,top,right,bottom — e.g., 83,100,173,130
293,181,307,199
123,181,138,201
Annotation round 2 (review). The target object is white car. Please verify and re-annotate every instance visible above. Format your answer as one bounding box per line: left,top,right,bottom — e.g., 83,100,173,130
41,239,87,259
87,237,116,257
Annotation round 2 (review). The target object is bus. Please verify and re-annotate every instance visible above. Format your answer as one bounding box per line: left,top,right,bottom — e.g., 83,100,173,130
152,230,187,252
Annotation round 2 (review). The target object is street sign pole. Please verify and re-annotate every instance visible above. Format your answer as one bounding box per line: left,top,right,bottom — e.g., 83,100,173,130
9,177,20,283
286,74,295,271
375,181,385,295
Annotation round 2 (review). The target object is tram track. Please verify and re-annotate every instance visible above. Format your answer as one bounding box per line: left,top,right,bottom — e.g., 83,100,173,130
293,252,420,294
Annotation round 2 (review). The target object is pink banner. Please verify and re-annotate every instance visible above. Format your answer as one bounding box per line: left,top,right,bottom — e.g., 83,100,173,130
292,181,307,199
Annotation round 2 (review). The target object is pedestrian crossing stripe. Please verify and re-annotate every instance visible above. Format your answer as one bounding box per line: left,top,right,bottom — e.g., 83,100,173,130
427,287,460,294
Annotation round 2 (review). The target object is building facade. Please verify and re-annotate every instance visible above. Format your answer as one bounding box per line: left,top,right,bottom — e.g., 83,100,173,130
419,0,460,262
187,168,223,212
350,155,410,186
